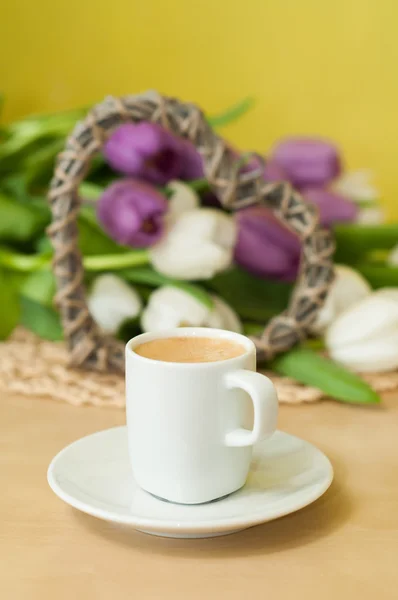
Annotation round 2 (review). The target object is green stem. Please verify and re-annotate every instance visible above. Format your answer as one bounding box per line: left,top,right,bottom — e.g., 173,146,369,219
0,246,150,273
84,250,150,271
0,248,51,272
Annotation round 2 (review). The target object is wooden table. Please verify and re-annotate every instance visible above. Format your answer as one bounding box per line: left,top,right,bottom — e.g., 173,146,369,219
1,392,397,599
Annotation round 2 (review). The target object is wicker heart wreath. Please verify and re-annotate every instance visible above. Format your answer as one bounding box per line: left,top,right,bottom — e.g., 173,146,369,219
48,92,335,372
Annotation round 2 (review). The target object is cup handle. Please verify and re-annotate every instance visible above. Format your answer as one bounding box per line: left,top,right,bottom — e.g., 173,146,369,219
224,370,278,447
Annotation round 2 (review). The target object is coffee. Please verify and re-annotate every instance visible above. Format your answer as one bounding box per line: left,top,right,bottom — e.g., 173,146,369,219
134,336,245,363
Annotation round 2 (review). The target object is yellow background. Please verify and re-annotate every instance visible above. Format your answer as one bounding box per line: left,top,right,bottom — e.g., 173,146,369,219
1,0,397,217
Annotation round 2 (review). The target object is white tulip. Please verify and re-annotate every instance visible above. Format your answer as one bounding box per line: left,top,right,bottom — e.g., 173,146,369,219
88,274,142,334
373,287,398,303
355,205,385,225
311,265,371,334
141,286,242,334
326,291,398,372
332,170,384,224
206,295,243,333
388,244,398,267
150,208,237,280
141,286,209,332
333,170,379,202
167,181,199,219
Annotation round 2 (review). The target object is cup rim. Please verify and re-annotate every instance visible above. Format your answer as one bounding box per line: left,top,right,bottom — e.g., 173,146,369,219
125,327,255,368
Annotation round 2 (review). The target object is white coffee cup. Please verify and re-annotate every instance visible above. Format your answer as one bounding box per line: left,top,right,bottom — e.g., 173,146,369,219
125,327,278,504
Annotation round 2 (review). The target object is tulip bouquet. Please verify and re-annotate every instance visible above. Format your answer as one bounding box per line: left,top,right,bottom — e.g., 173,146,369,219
1,94,398,406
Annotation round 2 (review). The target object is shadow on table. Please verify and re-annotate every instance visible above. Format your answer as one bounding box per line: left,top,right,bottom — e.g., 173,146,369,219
72,456,351,559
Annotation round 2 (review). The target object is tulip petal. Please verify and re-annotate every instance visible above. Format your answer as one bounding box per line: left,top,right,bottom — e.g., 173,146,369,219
104,122,183,185
234,207,300,280
356,206,385,225
333,170,379,202
326,295,398,349
178,139,205,180
141,285,209,332
151,235,232,280
97,179,167,248
88,274,142,334
303,187,358,227
263,159,287,182
170,209,237,248
312,265,371,333
150,209,236,280
388,244,398,267
374,287,398,304
205,295,243,333
167,181,200,219
271,137,341,188
329,332,398,372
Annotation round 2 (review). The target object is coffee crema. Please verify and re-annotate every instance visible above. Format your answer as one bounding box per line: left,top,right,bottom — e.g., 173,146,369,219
134,336,245,363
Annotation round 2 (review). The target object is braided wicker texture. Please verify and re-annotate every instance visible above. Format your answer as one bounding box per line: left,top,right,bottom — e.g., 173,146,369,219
48,92,335,372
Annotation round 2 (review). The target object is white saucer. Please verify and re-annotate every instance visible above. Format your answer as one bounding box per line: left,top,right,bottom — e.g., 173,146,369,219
48,427,333,538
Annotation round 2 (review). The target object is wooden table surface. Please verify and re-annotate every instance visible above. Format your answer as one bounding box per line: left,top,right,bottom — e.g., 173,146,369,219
1,392,397,600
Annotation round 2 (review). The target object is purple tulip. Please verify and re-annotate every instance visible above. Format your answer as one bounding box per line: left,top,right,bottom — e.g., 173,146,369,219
270,138,342,189
302,187,358,227
97,179,167,248
234,206,301,281
179,139,205,180
104,123,184,185
240,154,285,182
262,159,286,182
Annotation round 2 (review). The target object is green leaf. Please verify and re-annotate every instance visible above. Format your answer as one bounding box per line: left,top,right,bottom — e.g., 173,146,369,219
20,296,63,341
271,348,380,405
0,108,86,167
21,270,56,307
131,284,153,303
243,322,264,336
0,136,59,176
121,267,214,309
35,235,53,254
79,181,104,200
78,212,124,256
0,268,21,339
164,178,210,198
3,106,87,138
208,97,255,129
355,264,398,289
24,138,65,190
0,176,51,227
0,107,87,178
208,267,292,321
334,224,398,262
0,192,49,242
117,317,142,343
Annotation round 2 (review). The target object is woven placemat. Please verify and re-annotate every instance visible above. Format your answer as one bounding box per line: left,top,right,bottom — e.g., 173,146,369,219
1,328,397,406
